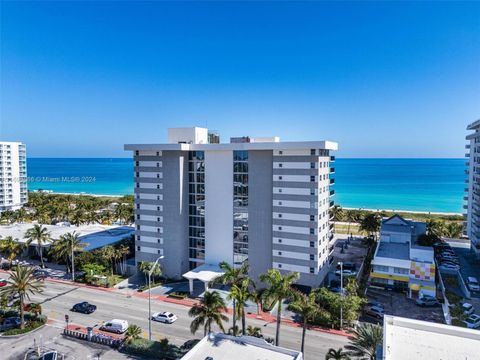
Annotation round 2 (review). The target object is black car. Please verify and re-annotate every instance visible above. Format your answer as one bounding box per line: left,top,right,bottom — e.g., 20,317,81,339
71,302,97,314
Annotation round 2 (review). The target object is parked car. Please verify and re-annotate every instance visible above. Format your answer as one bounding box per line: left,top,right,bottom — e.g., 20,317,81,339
71,302,97,314
0,278,7,287
0,317,21,331
462,303,475,316
416,296,440,307
38,351,58,360
464,314,480,329
364,305,385,319
152,311,178,324
100,319,128,334
335,269,357,277
438,263,460,271
367,301,385,310
467,277,480,292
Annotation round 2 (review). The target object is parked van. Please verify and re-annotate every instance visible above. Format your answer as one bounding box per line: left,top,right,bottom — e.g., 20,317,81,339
100,319,128,334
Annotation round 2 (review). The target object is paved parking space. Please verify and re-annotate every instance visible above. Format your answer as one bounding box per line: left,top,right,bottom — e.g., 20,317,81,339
365,288,444,324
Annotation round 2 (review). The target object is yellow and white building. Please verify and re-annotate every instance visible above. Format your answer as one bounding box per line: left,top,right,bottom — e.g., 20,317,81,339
370,215,436,298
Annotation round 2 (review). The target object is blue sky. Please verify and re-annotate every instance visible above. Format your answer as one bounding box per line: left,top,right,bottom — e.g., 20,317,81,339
1,1,479,158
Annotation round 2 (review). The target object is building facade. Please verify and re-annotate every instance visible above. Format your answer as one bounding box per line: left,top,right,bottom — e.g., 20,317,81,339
465,119,480,258
0,141,27,212
370,215,435,298
125,127,337,288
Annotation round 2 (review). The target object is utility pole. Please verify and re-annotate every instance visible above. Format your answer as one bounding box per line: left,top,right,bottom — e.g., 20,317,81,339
148,255,164,341
339,261,343,330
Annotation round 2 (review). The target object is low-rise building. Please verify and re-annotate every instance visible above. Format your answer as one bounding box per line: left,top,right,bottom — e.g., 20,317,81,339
370,215,435,298
181,332,303,360
381,315,480,360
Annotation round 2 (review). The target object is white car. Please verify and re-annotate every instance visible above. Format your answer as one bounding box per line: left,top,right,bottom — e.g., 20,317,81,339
462,303,475,316
152,311,177,324
438,263,460,271
467,277,480,292
335,269,357,277
464,314,480,329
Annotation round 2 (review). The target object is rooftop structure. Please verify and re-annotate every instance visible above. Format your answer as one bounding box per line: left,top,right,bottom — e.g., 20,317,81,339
0,223,134,251
370,215,435,298
382,315,480,360
0,141,27,212
125,127,337,290
180,333,303,360
465,119,480,258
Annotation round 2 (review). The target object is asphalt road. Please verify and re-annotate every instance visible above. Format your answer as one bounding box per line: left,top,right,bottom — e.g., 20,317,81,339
22,280,349,359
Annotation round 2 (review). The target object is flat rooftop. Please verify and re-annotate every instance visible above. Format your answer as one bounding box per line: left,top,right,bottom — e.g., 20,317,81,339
181,333,302,360
376,242,410,260
0,223,134,250
383,315,480,360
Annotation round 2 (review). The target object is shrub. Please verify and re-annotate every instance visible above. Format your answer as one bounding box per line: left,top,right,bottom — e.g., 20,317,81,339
167,291,188,299
122,338,185,359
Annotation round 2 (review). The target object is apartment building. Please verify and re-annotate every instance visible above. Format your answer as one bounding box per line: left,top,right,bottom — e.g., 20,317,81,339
0,141,27,212
125,127,337,289
370,215,435,298
465,119,480,258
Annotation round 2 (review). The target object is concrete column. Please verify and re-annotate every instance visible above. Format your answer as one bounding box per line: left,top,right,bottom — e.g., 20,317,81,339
189,278,194,294
204,281,209,292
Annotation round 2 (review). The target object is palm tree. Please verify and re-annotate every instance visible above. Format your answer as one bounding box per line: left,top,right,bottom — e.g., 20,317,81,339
0,266,44,329
325,348,350,360
0,236,24,267
246,325,262,338
444,222,463,239
51,232,86,280
25,224,51,268
427,219,446,238
227,279,250,335
259,269,299,346
116,245,130,275
138,261,161,285
250,284,264,316
287,291,322,354
188,291,228,336
346,323,383,360
359,213,381,239
100,245,116,275
331,205,345,222
124,324,142,344
216,261,249,333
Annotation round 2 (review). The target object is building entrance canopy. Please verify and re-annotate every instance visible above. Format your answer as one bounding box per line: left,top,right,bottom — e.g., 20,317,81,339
182,264,225,293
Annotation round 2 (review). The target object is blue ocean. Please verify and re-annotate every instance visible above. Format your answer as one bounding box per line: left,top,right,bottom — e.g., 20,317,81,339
26,158,465,213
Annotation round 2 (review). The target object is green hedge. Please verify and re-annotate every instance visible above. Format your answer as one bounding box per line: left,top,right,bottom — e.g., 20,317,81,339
122,338,185,359
1,315,47,336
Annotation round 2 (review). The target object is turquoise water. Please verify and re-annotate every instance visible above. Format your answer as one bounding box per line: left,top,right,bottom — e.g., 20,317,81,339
27,158,465,213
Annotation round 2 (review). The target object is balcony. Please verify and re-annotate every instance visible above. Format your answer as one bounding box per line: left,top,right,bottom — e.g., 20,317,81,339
330,178,335,185
466,153,471,157
330,156,335,162
330,189,335,196
329,200,334,208
330,167,335,173
466,144,471,149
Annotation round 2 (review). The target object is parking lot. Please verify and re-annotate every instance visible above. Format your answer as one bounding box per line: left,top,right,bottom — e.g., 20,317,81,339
364,287,444,325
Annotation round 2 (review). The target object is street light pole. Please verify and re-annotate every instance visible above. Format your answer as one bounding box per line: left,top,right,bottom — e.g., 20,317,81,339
71,240,75,282
339,261,343,330
148,255,164,341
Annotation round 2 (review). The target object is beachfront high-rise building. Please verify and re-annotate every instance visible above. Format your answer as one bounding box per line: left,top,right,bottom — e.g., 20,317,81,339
465,119,480,258
125,127,338,289
0,141,27,212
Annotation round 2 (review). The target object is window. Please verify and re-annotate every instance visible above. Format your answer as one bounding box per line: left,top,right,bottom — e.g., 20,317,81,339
279,176,283,180
310,241,314,247
136,182,140,188
136,225,140,230
310,254,314,260
374,265,389,272
135,151,139,156
279,188,282,193
137,246,141,251
157,196,161,200
157,206,161,211
136,172,140,177
310,215,315,221
156,152,160,156
278,239,282,243
136,204,140,209
278,264,282,268
157,162,160,167
157,217,161,222
393,267,409,275
310,176,315,182
279,151,283,155
136,161,139,166
157,228,161,233
157,184,160,189
279,163,283,168
310,149,316,155
278,252,282,256
310,162,315,169
310,189,315,195
310,267,315,274
157,173,160,178
137,235,141,241
278,214,282,218
157,239,161,244
157,249,162,255
278,201,283,205
278,226,282,231
310,228,315,235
